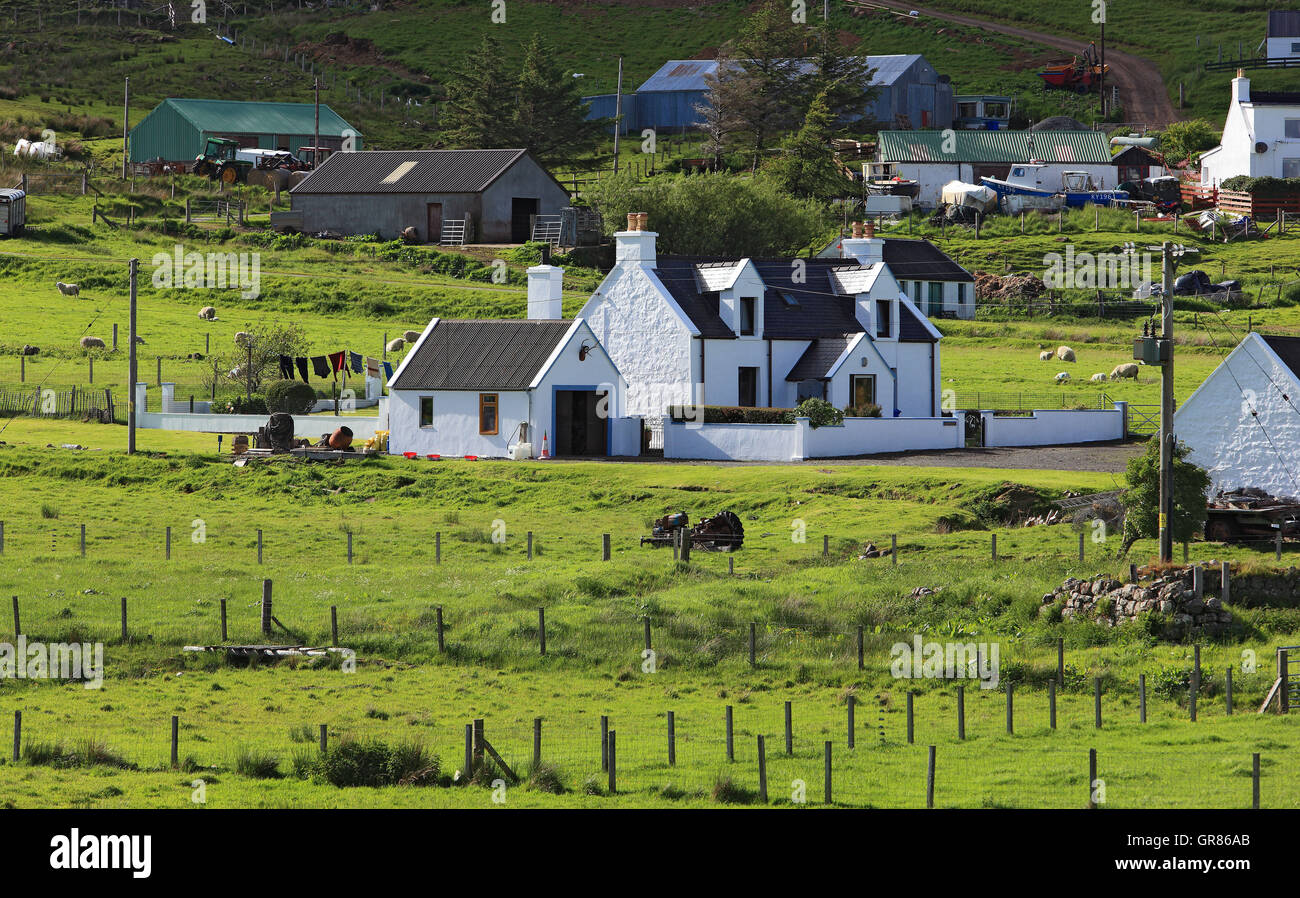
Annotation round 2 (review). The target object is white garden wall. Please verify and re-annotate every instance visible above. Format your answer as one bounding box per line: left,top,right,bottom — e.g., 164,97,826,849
662,414,961,461
979,403,1126,447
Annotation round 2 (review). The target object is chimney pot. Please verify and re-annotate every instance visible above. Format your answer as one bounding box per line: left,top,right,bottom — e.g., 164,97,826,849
1237,68,1245,78
626,212,639,232
864,220,875,239
851,221,864,239
637,212,649,230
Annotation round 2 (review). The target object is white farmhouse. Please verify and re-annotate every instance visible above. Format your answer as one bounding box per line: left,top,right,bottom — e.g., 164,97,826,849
387,275,635,458
817,232,975,320
579,215,942,419
1173,332,1300,497
1199,71,1300,185
1266,11,1300,61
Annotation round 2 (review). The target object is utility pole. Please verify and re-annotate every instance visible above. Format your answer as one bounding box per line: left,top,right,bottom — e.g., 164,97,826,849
1099,25,1106,118
122,77,130,180
313,77,320,163
127,259,138,455
612,57,623,174
1158,241,1174,563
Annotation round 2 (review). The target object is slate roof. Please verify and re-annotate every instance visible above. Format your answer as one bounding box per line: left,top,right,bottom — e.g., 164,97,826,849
1268,10,1300,37
652,256,937,342
785,335,858,381
882,238,974,282
1261,335,1300,378
390,319,573,390
877,129,1111,164
292,149,536,194
1248,91,1300,106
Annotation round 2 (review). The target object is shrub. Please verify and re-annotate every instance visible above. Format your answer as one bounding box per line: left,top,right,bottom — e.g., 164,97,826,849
234,747,282,779
264,379,318,415
794,397,843,428
315,738,439,788
213,395,269,415
844,402,882,418
668,405,795,424
711,775,757,804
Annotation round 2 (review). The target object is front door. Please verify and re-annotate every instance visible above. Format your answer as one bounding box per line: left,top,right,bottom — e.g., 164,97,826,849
738,367,758,408
554,389,608,456
511,197,539,243
426,203,442,244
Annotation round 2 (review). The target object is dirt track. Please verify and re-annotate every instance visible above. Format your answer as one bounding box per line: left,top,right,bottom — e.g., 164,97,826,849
868,1,1180,127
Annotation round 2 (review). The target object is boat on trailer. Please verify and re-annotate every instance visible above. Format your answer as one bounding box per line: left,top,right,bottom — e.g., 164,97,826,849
981,163,1129,208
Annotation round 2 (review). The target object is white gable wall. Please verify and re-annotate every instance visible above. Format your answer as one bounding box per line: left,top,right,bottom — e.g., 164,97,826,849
1201,76,1300,186
1174,333,1300,496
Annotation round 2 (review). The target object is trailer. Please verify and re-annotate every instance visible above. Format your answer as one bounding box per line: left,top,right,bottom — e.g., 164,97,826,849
1204,488,1300,542
0,188,26,236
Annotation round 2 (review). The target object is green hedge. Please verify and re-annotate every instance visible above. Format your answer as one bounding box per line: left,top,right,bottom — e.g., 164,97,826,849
1219,175,1300,196
668,406,796,424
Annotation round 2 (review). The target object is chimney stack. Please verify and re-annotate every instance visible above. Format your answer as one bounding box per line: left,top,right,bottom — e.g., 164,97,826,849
841,220,883,265
615,211,657,268
1232,69,1250,104
527,264,564,320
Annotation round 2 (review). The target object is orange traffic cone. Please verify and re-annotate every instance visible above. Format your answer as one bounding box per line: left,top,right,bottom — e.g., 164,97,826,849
539,431,550,459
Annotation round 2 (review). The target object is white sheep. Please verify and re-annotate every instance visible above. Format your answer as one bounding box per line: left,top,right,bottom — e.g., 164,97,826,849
402,330,421,343
79,336,105,349
1039,350,1052,361
1110,363,1139,380
386,337,405,353
198,306,216,320
1090,373,1108,383
234,331,251,347
56,281,80,297
1054,372,1071,384
1056,346,1076,362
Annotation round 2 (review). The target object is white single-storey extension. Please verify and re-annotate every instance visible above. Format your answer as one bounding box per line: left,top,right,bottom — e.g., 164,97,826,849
387,297,635,458
580,216,943,419
1199,72,1300,185
1266,11,1300,60
1173,332,1300,496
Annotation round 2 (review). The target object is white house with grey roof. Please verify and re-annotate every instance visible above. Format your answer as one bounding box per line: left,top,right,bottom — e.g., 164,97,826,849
1199,72,1300,186
288,148,570,243
579,216,943,420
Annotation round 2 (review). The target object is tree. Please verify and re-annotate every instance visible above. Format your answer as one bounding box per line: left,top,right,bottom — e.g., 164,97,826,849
206,322,310,399
1120,438,1211,553
695,50,745,169
764,89,847,201
511,34,608,166
797,21,878,130
1158,119,1219,165
440,35,518,149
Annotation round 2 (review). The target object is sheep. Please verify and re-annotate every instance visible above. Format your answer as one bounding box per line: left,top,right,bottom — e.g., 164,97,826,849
56,281,80,297
198,306,216,320
402,330,421,343
21,345,38,356
1054,372,1071,384
1090,373,1108,383
79,336,105,349
1056,346,1076,362
234,331,252,347
386,337,405,353
229,366,243,378
133,335,146,345
1110,363,1139,380
1038,350,1052,361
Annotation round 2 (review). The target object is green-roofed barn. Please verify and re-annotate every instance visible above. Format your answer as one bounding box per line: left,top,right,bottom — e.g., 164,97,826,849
874,129,1116,208
128,98,362,164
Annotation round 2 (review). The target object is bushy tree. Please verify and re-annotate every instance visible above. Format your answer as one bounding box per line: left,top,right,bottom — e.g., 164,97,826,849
797,21,878,129
440,35,518,149
207,322,310,398
512,34,609,167
764,89,848,201
586,170,831,256
1158,119,1219,165
1120,438,1211,553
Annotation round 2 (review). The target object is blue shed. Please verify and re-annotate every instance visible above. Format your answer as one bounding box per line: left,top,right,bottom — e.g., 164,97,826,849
585,55,953,133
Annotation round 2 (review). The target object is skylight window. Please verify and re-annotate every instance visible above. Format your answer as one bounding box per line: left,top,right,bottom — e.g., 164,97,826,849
381,161,418,184
782,291,799,306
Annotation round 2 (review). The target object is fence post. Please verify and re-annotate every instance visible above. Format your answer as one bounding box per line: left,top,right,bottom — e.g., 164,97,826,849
319,724,327,753
1005,682,1014,735
1057,637,1065,686
473,719,485,775
642,616,652,655
464,724,473,779
11,595,19,637
1280,649,1290,714
957,684,965,739
1139,673,1147,723
257,529,262,564
856,625,864,670
80,523,86,557
823,741,832,804
170,715,179,769
1222,562,1230,603
165,525,171,560
347,531,353,564
527,531,533,560
120,597,127,642
757,735,767,803
991,533,996,562
1277,530,1282,561
220,598,227,641
847,695,855,749
261,579,272,637
823,534,829,556
1087,748,1098,809
926,745,936,809
607,730,616,794
1094,677,1102,728
907,691,915,744
725,705,734,761
12,710,20,762
1078,531,1084,562
330,606,338,646
748,622,756,667
1226,667,1234,715
436,606,445,652
603,533,610,562
891,533,897,565
533,717,542,768
667,711,676,766
784,701,793,755
537,607,546,656
1049,679,1057,729
1253,753,1261,809
435,531,441,564
600,715,609,771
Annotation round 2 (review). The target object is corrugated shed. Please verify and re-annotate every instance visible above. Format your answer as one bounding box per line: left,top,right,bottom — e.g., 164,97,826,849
636,55,927,92
878,129,1111,164
291,149,531,194
391,320,573,391
130,98,360,162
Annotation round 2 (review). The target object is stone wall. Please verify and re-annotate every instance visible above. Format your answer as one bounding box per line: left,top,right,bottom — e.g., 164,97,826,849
1043,567,1231,638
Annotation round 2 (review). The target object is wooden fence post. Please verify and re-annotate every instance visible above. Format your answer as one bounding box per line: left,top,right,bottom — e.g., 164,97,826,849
12,710,20,762
823,741,832,804
607,730,616,794
80,523,86,557
725,705,734,761
784,700,793,755
1078,531,1085,562
330,606,338,646
261,579,272,637
1226,667,1234,715
1005,682,1014,735
220,598,227,641
823,534,829,556
1087,748,1098,808
1049,679,1057,729
757,735,767,803
847,695,855,748
1094,677,1102,728
120,597,127,642
907,691,915,744
957,684,966,739
603,533,611,561
926,745,936,809
537,607,546,656
319,724,327,753
436,606,445,652
667,711,676,765
533,717,542,768
170,715,179,769
1139,673,1147,722
1253,753,1261,809
991,533,996,562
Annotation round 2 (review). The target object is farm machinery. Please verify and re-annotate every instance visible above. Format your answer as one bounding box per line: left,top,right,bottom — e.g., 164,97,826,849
641,510,745,551
192,137,253,184
1037,42,1108,93
1204,488,1300,543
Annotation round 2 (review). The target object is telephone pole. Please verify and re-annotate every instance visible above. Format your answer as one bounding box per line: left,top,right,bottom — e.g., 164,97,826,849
1158,242,1175,563
612,56,624,173
122,77,130,180
127,259,138,455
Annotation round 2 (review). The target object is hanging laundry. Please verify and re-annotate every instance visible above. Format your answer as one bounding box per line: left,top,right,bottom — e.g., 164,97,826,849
366,356,380,378
311,355,331,379
279,355,294,380
329,351,346,374
349,351,363,374
295,357,310,382
383,361,394,381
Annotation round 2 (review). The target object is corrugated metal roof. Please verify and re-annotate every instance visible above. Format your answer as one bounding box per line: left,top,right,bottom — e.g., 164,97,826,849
390,319,574,391
291,149,529,194
637,55,927,93
1269,10,1300,37
160,98,358,137
878,129,1111,164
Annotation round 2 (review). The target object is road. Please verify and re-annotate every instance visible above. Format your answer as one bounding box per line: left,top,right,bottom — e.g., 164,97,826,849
868,1,1180,127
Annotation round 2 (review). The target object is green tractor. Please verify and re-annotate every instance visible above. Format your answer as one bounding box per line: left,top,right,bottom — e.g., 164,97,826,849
192,137,252,185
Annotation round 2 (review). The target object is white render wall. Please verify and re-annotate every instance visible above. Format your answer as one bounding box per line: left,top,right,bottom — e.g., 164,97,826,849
662,420,801,461
662,415,962,461
1174,334,1300,496
979,404,1126,447
1200,77,1300,186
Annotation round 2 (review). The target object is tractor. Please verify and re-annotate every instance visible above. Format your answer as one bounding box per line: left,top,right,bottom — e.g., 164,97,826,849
192,137,253,184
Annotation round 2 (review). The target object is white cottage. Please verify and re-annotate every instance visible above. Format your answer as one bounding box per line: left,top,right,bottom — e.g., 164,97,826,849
1266,11,1300,61
387,274,633,458
1173,332,1300,497
579,216,942,419
1200,72,1300,185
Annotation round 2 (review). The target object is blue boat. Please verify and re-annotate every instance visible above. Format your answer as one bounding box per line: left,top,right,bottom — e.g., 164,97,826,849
981,163,1129,208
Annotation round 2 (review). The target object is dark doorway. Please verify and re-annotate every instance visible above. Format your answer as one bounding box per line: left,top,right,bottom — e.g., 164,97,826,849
738,367,758,408
554,389,608,456
511,197,539,243
426,203,443,244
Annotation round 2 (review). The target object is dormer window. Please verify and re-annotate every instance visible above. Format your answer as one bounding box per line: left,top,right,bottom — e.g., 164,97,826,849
875,299,892,338
739,297,756,336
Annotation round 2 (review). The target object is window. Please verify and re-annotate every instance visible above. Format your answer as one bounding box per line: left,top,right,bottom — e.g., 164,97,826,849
850,374,876,410
876,300,892,338
984,102,1007,118
1293,41,1300,54
479,393,498,435
739,297,756,335
419,396,434,427
911,281,922,306
738,367,759,407
1287,120,1300,139
928,282,944,315
781,291,799,307
957,282,970,307
1285,158,1300,179
957,102,978,119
